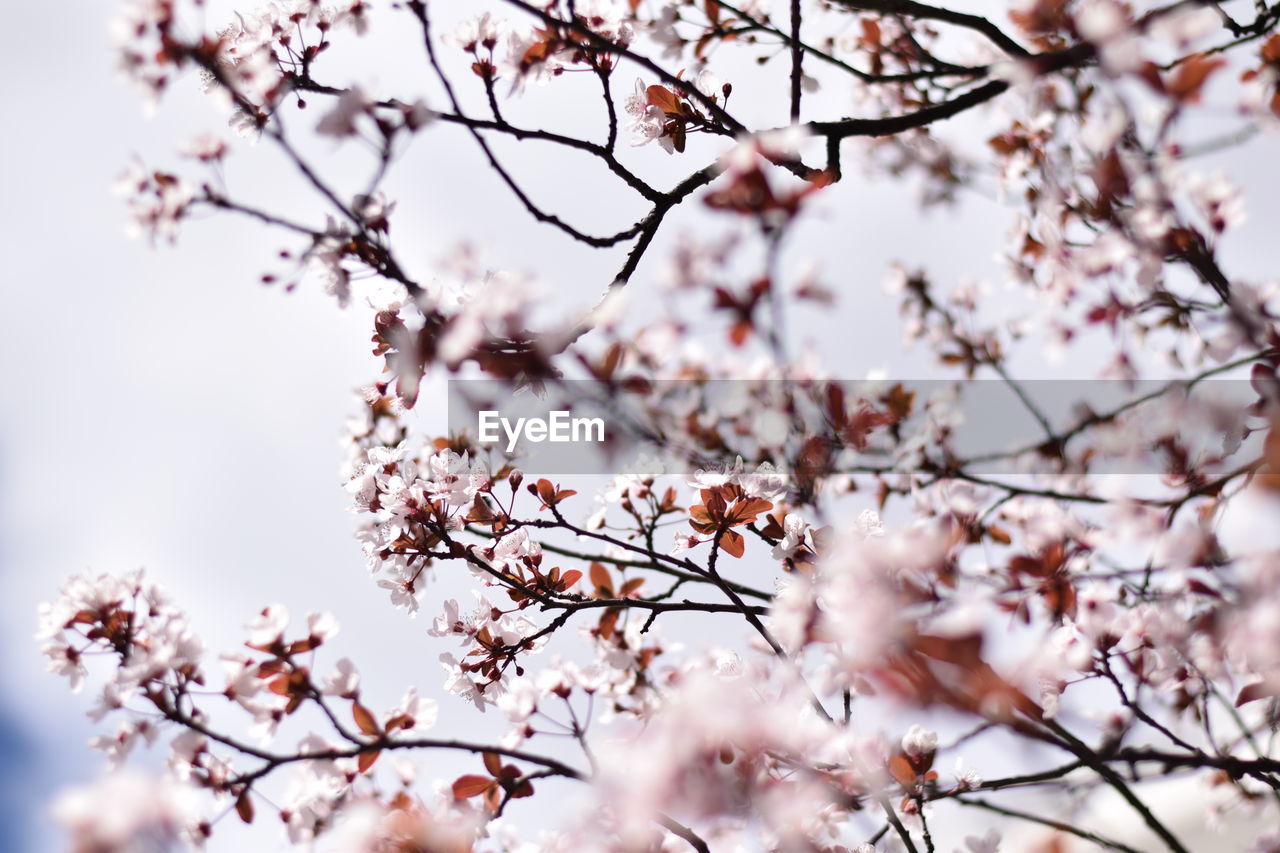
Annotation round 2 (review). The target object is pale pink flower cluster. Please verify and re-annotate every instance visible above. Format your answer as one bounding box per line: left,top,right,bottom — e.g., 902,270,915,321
346,443,491,614
114,161,195,243
50,0,1280,848
590,663,844,849
53,771,201,852
39,571,200,700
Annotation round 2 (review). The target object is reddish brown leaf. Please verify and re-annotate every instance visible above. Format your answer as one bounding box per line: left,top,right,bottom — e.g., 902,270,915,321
887,754,917,787
235,792,255,824
589,562,614,597
760,512,786,540
467,499,499,524
860,18,882,48
1262,33,1280,63
1167,54,1226,102
452,775,495,799
724,497,773,526
1236,681,1277,707
670,121,687,153
352,702,381,736
720,528,745,558
536,479,556,505
383,713,414,731
598,606,620,640
646,84,683,115
619,577,645,597
1134,60,1166,94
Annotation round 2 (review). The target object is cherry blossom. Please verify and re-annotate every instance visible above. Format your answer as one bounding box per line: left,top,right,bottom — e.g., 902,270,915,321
53,771,201,851
45,0,1280,849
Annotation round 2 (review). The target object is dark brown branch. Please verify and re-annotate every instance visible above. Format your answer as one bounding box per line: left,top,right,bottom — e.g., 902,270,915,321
810,79,1010,138
597,66,620,151
163,698,586,785
1041,720,1190,853
955,796,1146,853
614,166,720,285
657,814,711,853
501,0,745,133
410,2,644,248
713,0,990,83
831,0,1030,58
464,523,773,600
287,75,663,201
789,0,803,122
876,790,921,853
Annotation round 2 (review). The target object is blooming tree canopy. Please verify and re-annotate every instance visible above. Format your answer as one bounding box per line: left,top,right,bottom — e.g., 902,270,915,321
41,0,1280,850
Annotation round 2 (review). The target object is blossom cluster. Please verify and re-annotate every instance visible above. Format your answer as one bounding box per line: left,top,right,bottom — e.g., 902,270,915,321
42,0,1280,849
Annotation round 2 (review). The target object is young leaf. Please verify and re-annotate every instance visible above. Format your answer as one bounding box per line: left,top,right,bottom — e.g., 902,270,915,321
352,701,381,736
646,84,683,115
589,562,614,597
358,749,381,773
720,528,745,558
235,792,255,824
619,577,645,597
452,775,495,799
888,755,917,787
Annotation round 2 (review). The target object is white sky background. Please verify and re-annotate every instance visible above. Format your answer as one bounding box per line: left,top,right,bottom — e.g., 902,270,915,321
1,0,1278,849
